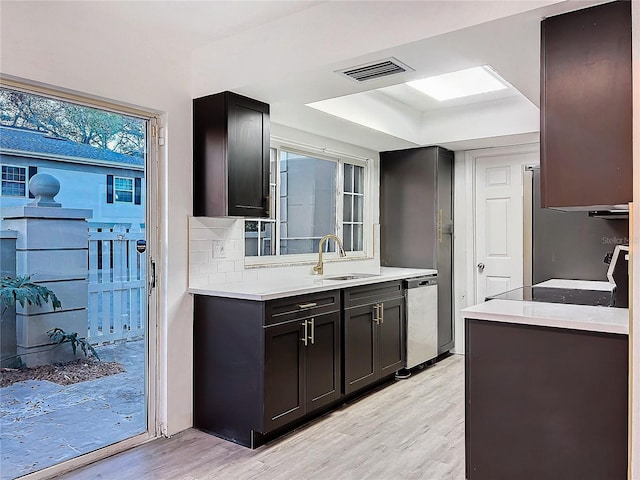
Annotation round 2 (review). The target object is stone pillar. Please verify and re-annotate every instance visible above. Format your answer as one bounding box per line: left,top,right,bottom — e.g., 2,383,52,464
1,230,18,367
1,174,92,366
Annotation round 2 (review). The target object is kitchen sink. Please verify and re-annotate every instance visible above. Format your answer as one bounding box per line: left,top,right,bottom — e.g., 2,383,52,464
322,273,380,281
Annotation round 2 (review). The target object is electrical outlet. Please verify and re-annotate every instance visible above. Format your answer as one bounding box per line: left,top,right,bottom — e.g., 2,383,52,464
212,240,226,259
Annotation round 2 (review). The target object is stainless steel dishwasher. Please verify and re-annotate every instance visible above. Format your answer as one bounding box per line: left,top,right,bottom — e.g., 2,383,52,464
404,275,438,369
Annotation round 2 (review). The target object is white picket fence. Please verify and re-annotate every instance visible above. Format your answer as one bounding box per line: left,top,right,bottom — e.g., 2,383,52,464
87,224,146,343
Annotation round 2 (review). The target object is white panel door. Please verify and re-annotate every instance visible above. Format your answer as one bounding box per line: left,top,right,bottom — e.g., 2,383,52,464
475,149,539,302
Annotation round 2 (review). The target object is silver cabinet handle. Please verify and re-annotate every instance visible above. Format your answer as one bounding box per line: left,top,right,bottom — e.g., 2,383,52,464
301,320,308,346
298,302,317,309
380,303,384,324
309,318,315,345
373,304,380,324
477,263,485,272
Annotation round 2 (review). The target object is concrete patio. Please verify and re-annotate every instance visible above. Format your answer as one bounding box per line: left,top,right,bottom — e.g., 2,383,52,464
0,339,146,480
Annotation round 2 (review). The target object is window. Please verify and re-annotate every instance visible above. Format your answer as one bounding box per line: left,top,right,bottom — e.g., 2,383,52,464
343,164,364,251
245,144,368,260
1,165,26,196
114,177,133,203
106,175,142,204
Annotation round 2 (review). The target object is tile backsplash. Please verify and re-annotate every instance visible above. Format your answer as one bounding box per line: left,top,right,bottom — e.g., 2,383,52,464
188,217,245,288
189,217,381,289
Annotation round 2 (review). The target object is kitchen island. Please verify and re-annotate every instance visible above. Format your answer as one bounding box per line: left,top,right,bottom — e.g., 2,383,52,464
462,299,629,480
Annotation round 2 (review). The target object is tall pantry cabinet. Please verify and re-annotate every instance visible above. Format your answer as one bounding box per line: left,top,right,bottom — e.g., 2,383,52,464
380,146,454,354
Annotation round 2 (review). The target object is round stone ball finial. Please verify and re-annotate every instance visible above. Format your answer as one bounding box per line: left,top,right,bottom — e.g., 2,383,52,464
28,173,62,207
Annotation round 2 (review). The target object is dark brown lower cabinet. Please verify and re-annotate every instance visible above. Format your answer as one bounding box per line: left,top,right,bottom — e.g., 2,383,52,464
194,291,341,447
343,282,405,395
465,318,628,480
263,310,341,433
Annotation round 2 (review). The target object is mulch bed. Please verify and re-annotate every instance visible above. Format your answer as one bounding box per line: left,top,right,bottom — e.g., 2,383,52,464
0,358,125,387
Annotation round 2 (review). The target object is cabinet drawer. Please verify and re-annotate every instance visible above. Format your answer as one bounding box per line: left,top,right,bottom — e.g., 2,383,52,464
265,290,340,325
343,281,404,309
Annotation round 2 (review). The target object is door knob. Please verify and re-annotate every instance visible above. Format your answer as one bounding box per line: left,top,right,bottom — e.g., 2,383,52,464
477,263,485,272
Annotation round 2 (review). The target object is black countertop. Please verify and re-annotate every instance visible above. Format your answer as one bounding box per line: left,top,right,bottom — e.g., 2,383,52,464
486,285,615,307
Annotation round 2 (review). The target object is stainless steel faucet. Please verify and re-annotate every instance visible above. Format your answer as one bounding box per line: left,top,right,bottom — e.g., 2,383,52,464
313,234,346,275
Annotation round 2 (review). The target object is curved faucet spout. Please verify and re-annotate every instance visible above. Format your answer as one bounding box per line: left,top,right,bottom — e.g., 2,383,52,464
313,234,346,275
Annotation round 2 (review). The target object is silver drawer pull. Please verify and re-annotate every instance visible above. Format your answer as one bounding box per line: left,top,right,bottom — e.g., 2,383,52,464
301,320,308,346
298,302,317,309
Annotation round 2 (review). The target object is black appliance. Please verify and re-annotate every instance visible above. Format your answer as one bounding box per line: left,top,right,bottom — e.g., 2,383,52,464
486,286,614,307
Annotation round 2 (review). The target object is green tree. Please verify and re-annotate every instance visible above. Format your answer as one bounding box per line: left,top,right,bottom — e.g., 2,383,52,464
0,88,145,157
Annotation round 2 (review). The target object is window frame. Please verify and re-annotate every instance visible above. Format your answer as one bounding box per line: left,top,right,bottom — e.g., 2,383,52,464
1,164,28,197
245,140,372,266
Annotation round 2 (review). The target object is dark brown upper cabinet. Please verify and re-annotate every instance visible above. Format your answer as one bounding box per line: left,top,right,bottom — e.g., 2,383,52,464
540,0,632,209
193,91,270,217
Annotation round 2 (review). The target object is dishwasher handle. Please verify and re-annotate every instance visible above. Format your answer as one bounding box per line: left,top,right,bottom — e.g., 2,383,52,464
405,276,438,289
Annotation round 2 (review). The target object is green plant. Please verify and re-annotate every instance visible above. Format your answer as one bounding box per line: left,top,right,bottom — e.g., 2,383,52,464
0,275,61,319
47,328,100,361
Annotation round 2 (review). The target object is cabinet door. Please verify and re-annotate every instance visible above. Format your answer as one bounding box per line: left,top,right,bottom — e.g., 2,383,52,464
377,297,405,377
343,304,377,395
305,311,341,411
541,1,631,208
227,94,270,217
263,320,305,432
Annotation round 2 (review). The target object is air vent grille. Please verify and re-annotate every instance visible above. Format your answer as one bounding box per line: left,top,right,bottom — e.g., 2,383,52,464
339,58,413,82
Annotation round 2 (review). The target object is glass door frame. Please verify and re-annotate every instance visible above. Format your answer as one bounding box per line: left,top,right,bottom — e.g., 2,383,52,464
0,76,160,479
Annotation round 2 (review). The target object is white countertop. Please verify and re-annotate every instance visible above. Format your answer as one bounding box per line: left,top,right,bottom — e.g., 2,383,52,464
188,267,437,301
462,299,629,335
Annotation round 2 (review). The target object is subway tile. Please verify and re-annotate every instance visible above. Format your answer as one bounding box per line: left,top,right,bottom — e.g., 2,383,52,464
207,273,226,285
190,240,213,252
217,261,234,274
226,249,243,261
200,262,218,274
189,251,209,264
225,272,243,283
189,274,209,288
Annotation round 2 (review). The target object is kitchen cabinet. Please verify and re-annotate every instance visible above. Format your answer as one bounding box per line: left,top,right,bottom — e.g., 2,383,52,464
193,91,271,217
193,290,340,447
343,281,405,394
264,308,341,433
465,318,628,479
380,146,454,354
540,0,632,209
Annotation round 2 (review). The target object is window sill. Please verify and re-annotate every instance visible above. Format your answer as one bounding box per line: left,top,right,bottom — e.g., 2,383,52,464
244,252,370,269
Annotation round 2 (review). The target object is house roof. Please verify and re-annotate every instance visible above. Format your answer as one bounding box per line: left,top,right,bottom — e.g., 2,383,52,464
0,125,144,167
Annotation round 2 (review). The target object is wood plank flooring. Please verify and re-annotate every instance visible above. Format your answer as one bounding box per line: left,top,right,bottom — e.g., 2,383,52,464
56,354,464,480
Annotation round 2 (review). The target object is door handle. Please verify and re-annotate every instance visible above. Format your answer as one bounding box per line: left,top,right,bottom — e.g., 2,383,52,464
380,303,384,324
308,318,315,345
373,304,380,324
477,263,485,272
301,320,308,346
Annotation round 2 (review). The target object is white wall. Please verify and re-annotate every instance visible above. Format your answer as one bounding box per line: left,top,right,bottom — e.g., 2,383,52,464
0,1,193,436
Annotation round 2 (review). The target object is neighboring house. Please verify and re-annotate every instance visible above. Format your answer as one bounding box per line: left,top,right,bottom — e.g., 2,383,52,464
0,125,145,226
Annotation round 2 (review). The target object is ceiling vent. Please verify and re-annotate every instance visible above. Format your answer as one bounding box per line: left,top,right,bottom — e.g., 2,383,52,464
338,58,413,82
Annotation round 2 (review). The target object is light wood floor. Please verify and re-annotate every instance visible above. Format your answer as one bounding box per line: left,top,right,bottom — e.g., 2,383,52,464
57,354,464,480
